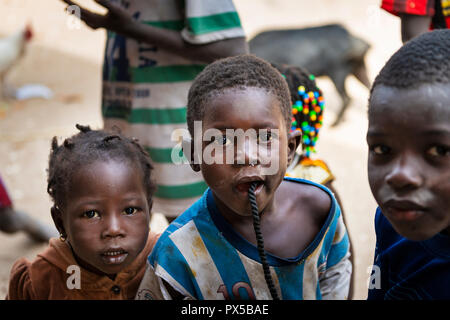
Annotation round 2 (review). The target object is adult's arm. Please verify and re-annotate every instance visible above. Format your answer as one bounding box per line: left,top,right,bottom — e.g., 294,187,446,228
400,13,432,43
61,0,249,62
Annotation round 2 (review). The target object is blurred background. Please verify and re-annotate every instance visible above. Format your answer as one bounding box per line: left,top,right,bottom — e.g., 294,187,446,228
0,0,402,299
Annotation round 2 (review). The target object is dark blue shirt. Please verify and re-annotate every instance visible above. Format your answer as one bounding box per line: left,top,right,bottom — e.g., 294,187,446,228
368,207,450,300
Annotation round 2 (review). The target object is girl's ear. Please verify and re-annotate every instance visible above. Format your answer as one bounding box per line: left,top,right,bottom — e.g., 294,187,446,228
51,206,66,238
182,137,201,172
287,130,302,165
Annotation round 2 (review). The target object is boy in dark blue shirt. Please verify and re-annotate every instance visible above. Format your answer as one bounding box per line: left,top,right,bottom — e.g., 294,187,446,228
367,30,450,299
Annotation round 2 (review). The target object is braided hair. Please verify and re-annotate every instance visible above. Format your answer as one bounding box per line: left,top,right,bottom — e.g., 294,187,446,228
47,124,155,210
274,64,325,159
248,182,280,300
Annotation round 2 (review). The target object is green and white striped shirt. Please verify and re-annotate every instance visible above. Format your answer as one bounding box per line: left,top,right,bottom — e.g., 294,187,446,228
101,0,246,218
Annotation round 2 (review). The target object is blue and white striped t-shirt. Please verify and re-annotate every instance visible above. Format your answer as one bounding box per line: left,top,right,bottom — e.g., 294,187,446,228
146,177,351,300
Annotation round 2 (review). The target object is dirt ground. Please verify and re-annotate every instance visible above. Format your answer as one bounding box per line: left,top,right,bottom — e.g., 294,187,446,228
0,0,402,299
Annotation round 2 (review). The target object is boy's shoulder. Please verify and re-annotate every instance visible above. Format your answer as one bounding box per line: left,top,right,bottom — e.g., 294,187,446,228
281,177,335,221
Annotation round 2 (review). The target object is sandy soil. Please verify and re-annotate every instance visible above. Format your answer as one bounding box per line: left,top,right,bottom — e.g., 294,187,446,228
0,0,402,299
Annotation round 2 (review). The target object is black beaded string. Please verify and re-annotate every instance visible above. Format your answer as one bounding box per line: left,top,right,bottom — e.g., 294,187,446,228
248,182,280,300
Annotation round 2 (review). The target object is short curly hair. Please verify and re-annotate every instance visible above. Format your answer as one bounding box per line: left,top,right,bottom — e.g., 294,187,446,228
371,29,450,94
186,54,291,137
47,124,155,210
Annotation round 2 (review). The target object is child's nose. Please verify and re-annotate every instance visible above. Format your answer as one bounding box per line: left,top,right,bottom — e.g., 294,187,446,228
101,214,125,239
236,137,259,166
385,156,423,191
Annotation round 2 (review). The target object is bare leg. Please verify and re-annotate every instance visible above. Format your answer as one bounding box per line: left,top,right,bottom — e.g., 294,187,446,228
352,61,371,90
329,70,351,127
400,14,432,43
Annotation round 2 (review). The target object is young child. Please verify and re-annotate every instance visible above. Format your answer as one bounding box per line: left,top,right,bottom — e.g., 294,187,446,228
6,125,163,300
367,30,450,299
137,55,352,300
274,64,355,299
274,64,341,201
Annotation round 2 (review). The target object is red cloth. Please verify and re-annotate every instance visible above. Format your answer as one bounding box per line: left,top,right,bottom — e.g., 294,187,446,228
0,175,12,209
381,0,435,16
381,0,450,29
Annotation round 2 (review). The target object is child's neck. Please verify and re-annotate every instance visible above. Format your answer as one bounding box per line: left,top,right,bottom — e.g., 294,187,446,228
214,180,330,259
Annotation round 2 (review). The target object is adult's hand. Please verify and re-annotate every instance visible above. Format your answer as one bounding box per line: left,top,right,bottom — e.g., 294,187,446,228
61,0,135,33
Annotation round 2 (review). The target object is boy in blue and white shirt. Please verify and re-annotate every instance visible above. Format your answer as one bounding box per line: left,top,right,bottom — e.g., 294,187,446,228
137,55,352,300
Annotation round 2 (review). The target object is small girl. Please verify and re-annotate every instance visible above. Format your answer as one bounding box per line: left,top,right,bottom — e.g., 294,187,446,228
274,64,334,188
6,125,163,300
274,64,355,297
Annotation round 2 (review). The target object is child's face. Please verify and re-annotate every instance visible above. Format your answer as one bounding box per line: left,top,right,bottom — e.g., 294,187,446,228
56,160,150,277
195,87,299,217
367,83,450,240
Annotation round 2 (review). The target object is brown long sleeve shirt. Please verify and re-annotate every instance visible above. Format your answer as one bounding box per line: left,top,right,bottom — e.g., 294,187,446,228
6,232,163,300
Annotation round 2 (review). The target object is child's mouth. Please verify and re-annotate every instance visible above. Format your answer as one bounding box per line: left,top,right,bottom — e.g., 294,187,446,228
101,248,128,265
235,180,264,194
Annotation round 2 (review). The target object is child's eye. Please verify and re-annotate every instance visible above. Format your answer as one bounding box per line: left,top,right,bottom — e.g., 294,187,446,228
123,207,138,215
426,145,450,157
83,210,99,219
258,131,277,144
213,135,232,146
259,132,273,143
371,145,391,155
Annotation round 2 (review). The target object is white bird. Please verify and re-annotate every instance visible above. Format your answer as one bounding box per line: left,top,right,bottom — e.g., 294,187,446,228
0,24,33,98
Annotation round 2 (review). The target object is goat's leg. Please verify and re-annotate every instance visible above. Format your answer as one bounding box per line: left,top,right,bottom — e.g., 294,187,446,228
352,60,371,90
329,70,351,127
